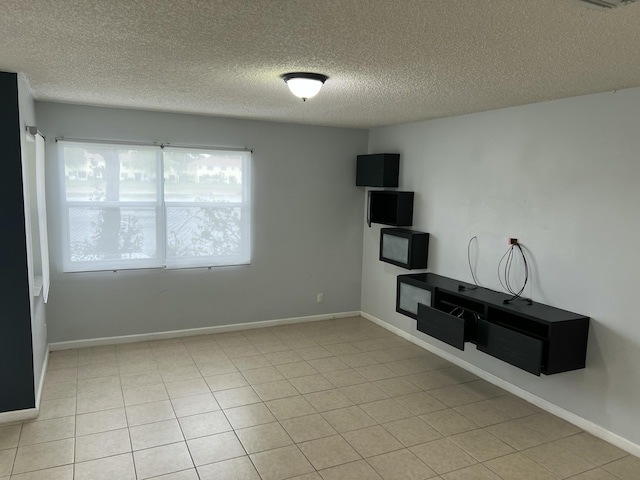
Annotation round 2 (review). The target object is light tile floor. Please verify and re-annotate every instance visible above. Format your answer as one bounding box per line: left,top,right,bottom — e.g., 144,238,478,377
1,316,638,479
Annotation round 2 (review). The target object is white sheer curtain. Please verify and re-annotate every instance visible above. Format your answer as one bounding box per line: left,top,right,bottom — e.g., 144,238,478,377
35,133,50,302
59,141,251,272
22,129,51,302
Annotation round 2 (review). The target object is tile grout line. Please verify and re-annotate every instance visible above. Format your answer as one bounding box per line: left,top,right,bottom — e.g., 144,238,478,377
119,369,138,480
9,422,23,478
72,377,77,480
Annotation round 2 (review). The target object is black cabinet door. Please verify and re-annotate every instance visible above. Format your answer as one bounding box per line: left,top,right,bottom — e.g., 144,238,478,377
418,304,467,350
396,279,433,319
380,228,429,270
476,319,544,375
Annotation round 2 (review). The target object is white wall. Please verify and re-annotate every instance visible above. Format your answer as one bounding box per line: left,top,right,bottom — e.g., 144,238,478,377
36,102,368,342
363,87,640,446
18,75,48,399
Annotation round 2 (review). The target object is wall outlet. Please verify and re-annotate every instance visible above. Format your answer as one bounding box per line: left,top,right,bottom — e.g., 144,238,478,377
317,293,324,303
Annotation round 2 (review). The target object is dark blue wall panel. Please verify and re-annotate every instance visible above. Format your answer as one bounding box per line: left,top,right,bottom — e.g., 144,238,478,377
0,71,35,412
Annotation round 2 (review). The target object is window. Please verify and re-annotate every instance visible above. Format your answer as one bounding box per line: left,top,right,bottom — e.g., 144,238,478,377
60,141,251,272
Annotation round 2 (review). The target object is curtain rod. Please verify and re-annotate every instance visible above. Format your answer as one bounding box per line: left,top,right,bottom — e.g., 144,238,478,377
54,136,252,153
26,126,46,140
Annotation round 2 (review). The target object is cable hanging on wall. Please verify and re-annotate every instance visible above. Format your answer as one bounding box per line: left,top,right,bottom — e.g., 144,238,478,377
498,240,532,305
458,236,479,292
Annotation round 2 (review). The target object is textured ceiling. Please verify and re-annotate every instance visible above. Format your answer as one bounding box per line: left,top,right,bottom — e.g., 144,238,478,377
1,0,640,128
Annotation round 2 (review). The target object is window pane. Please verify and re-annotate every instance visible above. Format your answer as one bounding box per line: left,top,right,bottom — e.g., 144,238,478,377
68,207,157,263
166,206,242,258
63,144,157,202
60,142,250,272
163,149,244,203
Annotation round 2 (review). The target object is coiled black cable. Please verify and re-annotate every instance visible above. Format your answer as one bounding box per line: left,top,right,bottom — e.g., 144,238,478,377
498,242,532,305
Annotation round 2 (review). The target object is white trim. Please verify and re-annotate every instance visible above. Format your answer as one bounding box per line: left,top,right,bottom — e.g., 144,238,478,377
35,343,50,408
360,310,640,459
49,311,362,351
0,408,39,424
35,132,50,303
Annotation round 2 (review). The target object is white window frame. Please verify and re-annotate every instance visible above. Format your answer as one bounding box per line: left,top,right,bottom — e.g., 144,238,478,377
163,147,251,270
59,140,251,273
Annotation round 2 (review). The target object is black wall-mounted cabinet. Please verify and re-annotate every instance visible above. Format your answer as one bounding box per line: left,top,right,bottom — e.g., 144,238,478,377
368,191,413,227
396,273,590,376
380,228,429,269
356,153,399,187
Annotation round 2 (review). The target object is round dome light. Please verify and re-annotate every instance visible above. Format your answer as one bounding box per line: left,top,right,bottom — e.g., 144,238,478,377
281,72,328,101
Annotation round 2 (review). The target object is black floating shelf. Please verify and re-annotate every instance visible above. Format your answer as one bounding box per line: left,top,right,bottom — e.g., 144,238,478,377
396,273,590,376
368,191,413,227
356,153,399,187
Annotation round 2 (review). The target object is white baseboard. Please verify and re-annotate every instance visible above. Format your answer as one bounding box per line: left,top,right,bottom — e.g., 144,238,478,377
49,311,361,351
35,343,50,408
0,408,39,424
361,310,640,459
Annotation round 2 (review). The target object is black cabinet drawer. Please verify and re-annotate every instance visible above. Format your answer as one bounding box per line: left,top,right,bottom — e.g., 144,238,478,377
476,319,544,376
417,304,467,351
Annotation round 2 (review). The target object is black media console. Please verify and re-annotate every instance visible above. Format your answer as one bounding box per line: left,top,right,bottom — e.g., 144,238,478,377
396,273,589,376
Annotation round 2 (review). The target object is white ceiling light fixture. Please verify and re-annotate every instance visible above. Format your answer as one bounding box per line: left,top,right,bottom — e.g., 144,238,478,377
281,72,328,101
